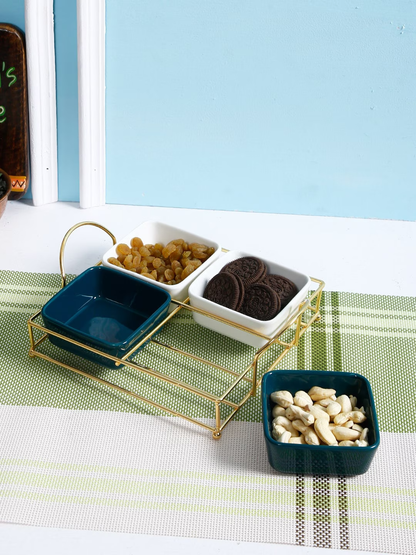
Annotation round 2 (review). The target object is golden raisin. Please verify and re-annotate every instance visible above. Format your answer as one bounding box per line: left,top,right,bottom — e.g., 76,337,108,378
153,258,162,269
164,268,175,281
108,257,123,267
124,254,134,269
181,264,195,280
189,243,206,252
132,255,141,268
116,243,131,256
170,245,183,262
130,237,143,249
139,246,150,257
162,243,176,259
192,250,208,260
141,272,156,280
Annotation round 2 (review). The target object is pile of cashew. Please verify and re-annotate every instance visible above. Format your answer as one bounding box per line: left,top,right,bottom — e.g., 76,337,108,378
270,386,369,447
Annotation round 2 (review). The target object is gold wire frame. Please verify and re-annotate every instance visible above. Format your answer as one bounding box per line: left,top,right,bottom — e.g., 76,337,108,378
27,222,325,439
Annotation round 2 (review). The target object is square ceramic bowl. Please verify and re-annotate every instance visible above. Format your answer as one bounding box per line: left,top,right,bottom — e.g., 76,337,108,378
188,251,311,348
102,221,221,305
262,370,380,476
42,265,171,368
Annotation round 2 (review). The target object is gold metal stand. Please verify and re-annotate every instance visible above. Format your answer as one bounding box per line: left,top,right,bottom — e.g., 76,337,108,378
27,222,325,439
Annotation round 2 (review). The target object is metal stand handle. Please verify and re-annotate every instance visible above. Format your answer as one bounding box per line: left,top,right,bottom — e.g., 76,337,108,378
59,221,117,288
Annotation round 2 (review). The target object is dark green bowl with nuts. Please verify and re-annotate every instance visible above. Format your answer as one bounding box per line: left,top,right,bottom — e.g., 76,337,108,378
261,370,380,476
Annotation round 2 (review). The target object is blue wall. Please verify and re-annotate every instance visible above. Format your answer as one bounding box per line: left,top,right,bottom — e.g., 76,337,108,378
54,0,79,202
106,0,416,220
0,1,24,30
1,1,415,219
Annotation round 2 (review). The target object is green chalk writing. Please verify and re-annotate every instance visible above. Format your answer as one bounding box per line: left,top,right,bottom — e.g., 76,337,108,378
0,61,17,88
6,67,17,87
0,62,18,124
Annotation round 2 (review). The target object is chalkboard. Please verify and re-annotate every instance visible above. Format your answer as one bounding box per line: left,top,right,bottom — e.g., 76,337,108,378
0,23,29,200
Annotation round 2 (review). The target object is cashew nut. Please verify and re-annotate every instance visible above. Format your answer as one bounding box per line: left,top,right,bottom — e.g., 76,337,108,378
316,397,335,408
332,427,361,441
291,420,320,445
326,401,342,418
334,411,367,426
310,405,330,423
314,419,338,445
272,430,291,443
292,420,309,434
270,390,293,408
272,424,287,436
349,395,357,409
289,436,306,444
349,411,367,424
272,405,286,418
303,429,320,446
285,405,314,426
308,386,336,401
273,416,299,437
336,394,352,413
293,390,313,411
355,439,369,447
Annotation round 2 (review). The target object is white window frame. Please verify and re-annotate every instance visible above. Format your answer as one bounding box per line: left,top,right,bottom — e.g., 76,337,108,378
25,0,58,206
77,0,106,208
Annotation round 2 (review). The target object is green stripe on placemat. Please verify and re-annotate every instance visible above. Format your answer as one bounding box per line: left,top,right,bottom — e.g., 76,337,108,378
1,270,416,433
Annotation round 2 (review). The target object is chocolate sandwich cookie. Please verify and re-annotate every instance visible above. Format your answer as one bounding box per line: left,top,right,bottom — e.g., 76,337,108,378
221,256,267,286
261,274,298,309
203,272,245,311
239,283,280,321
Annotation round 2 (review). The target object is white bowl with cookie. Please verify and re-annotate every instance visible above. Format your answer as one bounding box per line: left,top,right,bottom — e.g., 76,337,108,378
188,251,311,348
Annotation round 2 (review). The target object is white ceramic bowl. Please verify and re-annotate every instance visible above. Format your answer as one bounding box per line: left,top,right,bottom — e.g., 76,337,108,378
102,221,221,304
188,251,311,348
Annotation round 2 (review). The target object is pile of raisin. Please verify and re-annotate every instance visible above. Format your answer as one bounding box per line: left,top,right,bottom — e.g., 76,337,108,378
108,237,215,285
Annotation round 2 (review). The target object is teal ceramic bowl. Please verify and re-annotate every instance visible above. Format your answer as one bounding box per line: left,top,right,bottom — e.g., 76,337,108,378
261,370,380,476
42,266,171,368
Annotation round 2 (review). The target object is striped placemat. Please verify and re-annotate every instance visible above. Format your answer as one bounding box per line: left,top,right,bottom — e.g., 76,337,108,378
0,270,415,554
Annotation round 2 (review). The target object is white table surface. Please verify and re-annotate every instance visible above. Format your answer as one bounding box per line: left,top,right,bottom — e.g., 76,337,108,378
1,199,415,555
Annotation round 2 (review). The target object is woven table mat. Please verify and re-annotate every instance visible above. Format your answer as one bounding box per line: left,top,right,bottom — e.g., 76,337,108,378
0,270,415,554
